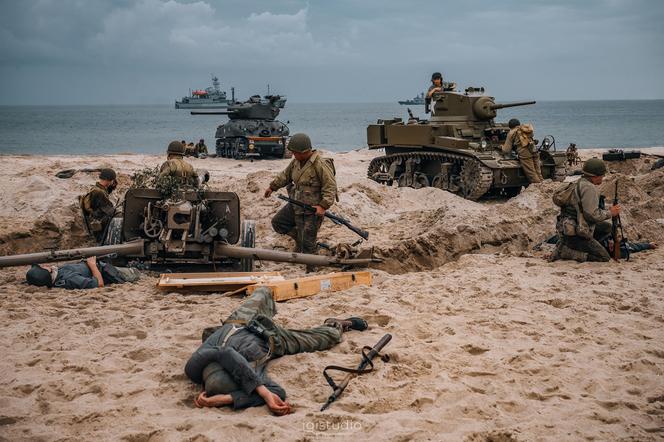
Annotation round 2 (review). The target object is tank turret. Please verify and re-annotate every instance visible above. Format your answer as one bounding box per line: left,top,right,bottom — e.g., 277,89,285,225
192,94,290,160
366,84,567,199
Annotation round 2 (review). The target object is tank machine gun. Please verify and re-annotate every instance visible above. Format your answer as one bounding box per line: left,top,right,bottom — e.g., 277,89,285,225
0,189,379,270
367,85,567,199
192,94,289,160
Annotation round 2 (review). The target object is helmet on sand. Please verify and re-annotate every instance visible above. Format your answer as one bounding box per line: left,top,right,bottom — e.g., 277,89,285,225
508,118,521,129
99,168,117,181
288,133,312,153
26,264,53,288
167,141,185,156
582,158,608,177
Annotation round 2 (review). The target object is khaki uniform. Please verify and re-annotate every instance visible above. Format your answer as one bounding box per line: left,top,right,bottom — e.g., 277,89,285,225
195,142,208,156
81,183,114,243
554,177,612,262
269,151,337,254
502,125,543,183
159,156,198,187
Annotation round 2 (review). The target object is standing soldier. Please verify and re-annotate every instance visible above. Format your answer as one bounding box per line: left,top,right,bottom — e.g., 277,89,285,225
502,118,544,183
550,158,620,262
80,168,117,244
263,133,337,268
159,140,199,187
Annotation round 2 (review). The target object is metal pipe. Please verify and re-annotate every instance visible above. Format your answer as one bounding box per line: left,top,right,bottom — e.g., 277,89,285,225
215,244,379,267
0,240,145,268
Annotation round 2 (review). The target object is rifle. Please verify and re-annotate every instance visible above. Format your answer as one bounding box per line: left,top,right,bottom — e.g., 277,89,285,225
612,180,629,261
277,194,369,240
320,334,391,411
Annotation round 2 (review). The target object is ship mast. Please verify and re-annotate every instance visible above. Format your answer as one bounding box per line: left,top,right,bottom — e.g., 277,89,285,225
211,74,220,93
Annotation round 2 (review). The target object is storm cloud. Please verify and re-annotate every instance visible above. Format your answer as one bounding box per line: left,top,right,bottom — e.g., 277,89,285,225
0,0,662,104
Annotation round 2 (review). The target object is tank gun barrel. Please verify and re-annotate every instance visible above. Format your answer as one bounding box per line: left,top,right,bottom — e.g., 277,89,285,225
489,100,536,110
0,240,145,268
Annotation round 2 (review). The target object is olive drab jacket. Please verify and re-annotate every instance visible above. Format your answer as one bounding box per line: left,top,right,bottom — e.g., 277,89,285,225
560,177,611,234
502,124,536,157
159,156,198,187
81,183,114,232
269,151,337,213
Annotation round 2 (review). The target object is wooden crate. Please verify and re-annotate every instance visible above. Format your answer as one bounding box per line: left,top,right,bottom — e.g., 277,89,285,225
247,271,372,301
157,271,283,292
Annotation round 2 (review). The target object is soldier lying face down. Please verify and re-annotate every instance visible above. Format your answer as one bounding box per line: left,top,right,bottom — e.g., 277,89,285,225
184,287,368,416
25,256,140,290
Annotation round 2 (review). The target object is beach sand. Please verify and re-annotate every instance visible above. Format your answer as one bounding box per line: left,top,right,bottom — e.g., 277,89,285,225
0,148,663,441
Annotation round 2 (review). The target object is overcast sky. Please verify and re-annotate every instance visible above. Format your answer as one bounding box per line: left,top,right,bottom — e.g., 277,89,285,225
0,0,662,104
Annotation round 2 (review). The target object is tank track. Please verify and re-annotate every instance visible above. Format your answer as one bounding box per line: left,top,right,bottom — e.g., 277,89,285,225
367,151,493,200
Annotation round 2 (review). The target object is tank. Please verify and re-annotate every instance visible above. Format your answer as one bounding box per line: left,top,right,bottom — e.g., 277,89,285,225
366,85,567,199
193,94,289,159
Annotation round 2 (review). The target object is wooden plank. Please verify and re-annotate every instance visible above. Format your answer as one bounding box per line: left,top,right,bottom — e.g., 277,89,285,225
157,271,283,292
246,271,372,301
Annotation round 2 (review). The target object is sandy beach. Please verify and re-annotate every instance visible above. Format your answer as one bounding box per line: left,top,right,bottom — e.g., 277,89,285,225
1,148,663,441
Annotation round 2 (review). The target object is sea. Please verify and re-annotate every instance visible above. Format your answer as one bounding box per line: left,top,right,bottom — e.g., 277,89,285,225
0,100,663,155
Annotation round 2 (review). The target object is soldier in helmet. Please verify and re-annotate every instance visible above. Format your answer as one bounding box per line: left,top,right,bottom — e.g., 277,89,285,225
159,140,199,187
502,118,544,183
263,133,337,268
80,168,117,244
550,158,621,262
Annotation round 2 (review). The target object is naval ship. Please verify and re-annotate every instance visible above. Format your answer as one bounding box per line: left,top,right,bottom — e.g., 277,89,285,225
398,92,425,105
175,75,229,109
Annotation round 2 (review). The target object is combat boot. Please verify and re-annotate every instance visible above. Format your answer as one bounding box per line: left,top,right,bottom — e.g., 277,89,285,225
559,244,588,262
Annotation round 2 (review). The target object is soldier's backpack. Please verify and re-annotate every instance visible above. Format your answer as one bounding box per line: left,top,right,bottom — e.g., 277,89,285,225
515,124,536,151
320,156,338,201
552,181,577,207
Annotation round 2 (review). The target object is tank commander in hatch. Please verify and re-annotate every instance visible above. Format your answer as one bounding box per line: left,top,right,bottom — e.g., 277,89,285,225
159,140,199,187
502,118,543,184
80,168,117,244
425,72,443,113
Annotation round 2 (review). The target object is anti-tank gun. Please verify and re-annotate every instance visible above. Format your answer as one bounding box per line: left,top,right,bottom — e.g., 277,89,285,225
366,83,567,199
0,188,379,270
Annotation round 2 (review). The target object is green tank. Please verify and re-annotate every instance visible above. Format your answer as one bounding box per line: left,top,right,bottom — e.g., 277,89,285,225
366,86,567,199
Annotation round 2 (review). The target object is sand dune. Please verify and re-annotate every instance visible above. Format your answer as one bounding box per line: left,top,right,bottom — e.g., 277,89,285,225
0,149,663,441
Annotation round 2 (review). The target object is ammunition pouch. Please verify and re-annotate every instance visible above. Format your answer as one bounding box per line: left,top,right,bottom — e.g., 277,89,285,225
246,314,280,359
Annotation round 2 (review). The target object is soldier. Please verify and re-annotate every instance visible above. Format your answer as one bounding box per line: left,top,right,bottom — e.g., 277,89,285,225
184,286,367,415
550,158,621,262
502,118,544,183
195,138,208,157
263,133,337,265
159,140,198,187
425,72,443,113
25,256,140,290
81,168,117,244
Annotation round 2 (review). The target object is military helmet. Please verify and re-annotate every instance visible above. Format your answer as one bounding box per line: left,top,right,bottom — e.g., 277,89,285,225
99,168,116,181
288,133,312,152
508,118,521,129
582,158,607,177
431,72,443,81
167,140,185,155
26,265,53,288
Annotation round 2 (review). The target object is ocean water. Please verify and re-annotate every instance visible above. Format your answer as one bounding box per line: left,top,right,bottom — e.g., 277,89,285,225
0,100,662,155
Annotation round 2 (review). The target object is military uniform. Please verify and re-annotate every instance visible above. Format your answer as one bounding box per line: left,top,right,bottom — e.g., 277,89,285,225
269,150,337,254
195,141,208,157
502,124,543,183
81,183,115,243
555,177,612,262
159,157,198,187
184,287,343,409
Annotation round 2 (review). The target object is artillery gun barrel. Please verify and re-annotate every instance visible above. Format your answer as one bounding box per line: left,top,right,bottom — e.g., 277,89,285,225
489,100,536,110
0,240,145,268
216,245,381,267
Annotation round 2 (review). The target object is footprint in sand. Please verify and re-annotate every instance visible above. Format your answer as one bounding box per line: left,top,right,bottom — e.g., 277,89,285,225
124,349,158,362
462,344,490,355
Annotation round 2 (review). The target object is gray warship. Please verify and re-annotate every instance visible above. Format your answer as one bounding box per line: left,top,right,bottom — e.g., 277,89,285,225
175,75,229,109
398,92,425,105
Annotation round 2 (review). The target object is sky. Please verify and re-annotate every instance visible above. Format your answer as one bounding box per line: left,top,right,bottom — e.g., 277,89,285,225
0,0,662,104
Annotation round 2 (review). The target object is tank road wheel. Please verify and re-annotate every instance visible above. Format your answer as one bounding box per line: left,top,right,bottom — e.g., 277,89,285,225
458,160,493,200
412,172,429,189
367,157,394,185
239,220,256,272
